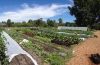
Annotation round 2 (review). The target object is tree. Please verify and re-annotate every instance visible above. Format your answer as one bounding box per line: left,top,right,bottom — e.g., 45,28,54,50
28,19,33,23
7,19,12,27
58,18,63,26
33,18,46,27
68,0,100,27
34,19,41,27
47,19,57,27
65,22,76,27
21,21,29,27
58,18,63,24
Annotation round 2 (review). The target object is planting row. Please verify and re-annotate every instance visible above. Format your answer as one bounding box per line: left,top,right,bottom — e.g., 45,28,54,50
51,37,80,47
0,28,9,65
5,28,74,65
7,27,90,47
5,27,93,65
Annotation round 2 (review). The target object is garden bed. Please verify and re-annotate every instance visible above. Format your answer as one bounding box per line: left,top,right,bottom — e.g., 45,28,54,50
5,27,93,65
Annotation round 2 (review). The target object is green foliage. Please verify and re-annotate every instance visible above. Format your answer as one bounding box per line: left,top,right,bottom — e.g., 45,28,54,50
22,29,35,37
7,19,12,27
58,18,64,26
67,36,80,45
5,28,93,65
47,19,57,27
0,30,9,65
65,22,76,27
35,28,81,46
92,23,100,30
47,54,65,65
58,18,63,24
0,28,3,32
68,0,100,27
28,19,33,23
33,18,47,27
52,36,80,47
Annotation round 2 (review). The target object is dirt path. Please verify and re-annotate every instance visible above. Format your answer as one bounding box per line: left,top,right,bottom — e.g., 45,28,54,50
67,31,100,65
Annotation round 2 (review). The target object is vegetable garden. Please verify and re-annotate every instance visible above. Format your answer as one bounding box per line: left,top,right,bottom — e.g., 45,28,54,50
5,27,93,65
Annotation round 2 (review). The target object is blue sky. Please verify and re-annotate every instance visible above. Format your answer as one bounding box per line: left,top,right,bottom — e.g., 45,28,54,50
0,0,75,22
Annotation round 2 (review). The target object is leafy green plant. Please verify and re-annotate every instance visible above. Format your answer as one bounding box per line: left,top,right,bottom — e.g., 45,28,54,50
51,36,80,47
0,29,9,65
47,53,65,65
5,27,93,65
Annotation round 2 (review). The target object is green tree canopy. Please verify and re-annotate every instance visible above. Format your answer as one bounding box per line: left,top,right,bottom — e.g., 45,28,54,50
7,19,12,27
68,0,100,27
28,19,33,23
65,22,76,27
33,18,46,27
47,19,57,27
58,18,63,24
58,18,63,26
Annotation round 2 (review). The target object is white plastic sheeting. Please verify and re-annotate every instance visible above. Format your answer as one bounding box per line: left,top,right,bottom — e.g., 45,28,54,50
2,31,38,65
57,32,86,35
58,26,88,31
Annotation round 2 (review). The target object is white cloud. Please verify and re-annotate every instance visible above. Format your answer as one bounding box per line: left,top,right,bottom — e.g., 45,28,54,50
0,4,71,22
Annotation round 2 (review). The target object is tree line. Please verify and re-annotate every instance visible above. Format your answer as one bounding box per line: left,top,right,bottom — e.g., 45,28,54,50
0,18,76,27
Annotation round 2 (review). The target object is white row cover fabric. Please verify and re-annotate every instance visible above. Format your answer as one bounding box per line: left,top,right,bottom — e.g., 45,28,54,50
58,26,88,31
2,31,38,65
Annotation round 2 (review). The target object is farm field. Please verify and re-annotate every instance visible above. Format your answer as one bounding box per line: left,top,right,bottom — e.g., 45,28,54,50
4,27,93,65
0,0,100,65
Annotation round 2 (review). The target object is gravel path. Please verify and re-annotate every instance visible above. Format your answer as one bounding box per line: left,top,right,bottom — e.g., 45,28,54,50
67,31,100,65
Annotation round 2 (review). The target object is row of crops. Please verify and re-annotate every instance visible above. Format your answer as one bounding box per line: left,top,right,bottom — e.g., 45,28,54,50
29,27,92,46
13,27,83,46
0,28,9,65
5,27,93,65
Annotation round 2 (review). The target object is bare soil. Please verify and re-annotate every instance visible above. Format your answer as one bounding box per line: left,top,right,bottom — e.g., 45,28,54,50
10,54,34,65
67,31,100,65
22,47,42,65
